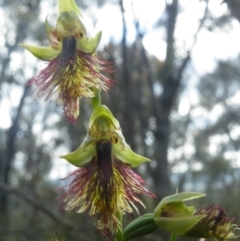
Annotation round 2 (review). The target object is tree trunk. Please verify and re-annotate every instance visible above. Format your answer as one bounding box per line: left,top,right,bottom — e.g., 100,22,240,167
0,86,30,215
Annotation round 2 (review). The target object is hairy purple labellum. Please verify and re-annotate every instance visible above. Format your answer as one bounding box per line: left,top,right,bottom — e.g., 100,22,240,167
59,140,155,239
58,36,77,71
27,36,111,123
95,140,114,209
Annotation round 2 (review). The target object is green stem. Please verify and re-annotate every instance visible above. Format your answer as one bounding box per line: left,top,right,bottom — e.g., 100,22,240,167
115,212,124,241
171,234,177,241
92,88,101,110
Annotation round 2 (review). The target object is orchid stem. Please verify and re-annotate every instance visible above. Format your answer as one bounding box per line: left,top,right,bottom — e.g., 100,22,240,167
92,88,101,110
115,212,124,241
171,234,177,241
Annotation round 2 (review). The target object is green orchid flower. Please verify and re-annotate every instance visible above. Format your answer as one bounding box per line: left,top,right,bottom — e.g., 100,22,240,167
22,0,101,58
21,0,110,123
59,105,155,239
62,105,150,167
154,192,206,236
154,192,239,241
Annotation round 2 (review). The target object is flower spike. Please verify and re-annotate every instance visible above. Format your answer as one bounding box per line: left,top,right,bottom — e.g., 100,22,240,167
60,105,155,239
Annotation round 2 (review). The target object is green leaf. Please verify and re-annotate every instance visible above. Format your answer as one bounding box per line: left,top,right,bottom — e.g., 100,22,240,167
124,213,158,240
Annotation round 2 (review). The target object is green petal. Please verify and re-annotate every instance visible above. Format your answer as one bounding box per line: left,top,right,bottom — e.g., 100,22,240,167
45,17,62,50
20,44,60,61
154,215,206,236
45,16,55,40
78,31,102,53
160,192,206,204
61,136,95,167
89,105,120,130
113,132,150,167
58,0,83,17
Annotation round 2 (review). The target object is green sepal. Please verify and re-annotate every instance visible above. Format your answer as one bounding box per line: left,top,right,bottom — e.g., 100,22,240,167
20,44,60,61
56,11,87,38
154,215,206,236
154,192,206,217
58,0,83,17
60,136,95,167
89,105,120,130
113,136,150,167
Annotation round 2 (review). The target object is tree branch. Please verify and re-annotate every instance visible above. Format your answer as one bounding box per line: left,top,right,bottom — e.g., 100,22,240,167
176,0,209,81
0,182,89,241
118,0,136,148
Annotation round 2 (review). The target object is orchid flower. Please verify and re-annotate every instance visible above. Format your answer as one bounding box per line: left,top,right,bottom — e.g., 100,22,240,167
60,105,155,238
21,0,110,122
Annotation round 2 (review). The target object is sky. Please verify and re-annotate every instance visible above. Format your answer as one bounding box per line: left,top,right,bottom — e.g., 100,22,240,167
1,0,240,130
95,0,240,72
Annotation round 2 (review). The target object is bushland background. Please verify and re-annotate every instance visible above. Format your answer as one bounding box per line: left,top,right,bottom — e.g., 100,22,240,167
0,0,240,240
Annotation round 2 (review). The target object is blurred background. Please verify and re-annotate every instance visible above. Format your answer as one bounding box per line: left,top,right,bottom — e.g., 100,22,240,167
0,0,240,240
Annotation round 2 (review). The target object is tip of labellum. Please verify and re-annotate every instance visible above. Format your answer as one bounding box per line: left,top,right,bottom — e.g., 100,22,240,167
62,97,80,124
